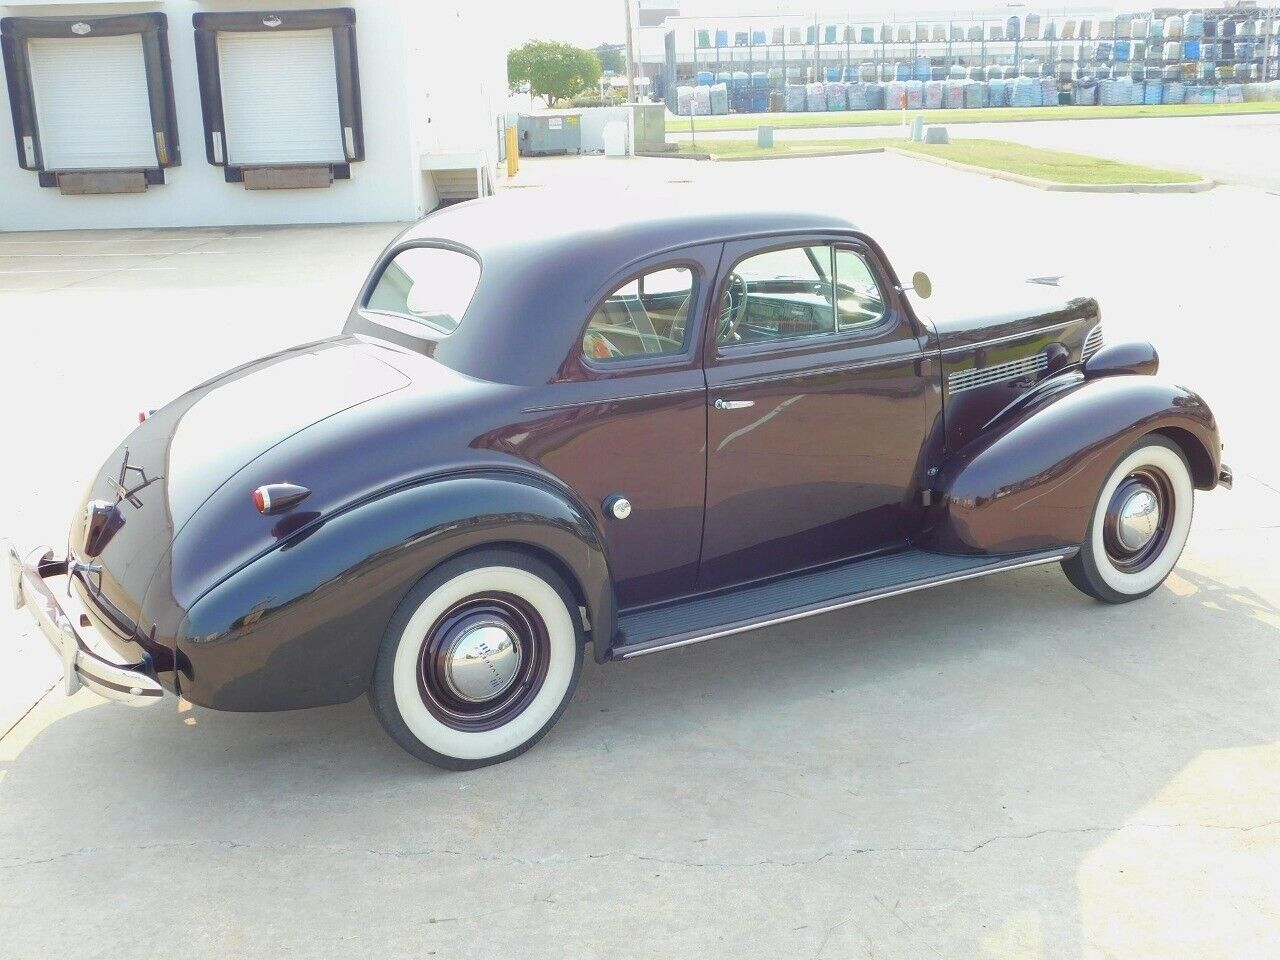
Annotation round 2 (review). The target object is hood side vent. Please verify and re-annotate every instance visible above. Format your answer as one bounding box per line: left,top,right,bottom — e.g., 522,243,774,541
948,353,1048,394
1083,325,1105,360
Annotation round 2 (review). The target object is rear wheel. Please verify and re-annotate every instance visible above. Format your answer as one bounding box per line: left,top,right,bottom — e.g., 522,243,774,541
1062,436,1194,604
370,549,584,770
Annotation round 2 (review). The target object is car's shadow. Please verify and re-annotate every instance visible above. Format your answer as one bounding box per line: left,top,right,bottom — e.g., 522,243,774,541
5,560,1275,789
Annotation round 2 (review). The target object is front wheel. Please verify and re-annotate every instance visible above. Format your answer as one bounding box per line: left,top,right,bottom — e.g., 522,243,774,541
1062,435,1194,604
370,549,584,770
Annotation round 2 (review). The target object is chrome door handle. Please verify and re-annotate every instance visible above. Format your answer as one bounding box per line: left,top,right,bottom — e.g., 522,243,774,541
714,398,755,410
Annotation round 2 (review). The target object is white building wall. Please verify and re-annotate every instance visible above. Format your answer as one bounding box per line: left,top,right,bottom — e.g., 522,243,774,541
403,2,508,200
0,0,506,232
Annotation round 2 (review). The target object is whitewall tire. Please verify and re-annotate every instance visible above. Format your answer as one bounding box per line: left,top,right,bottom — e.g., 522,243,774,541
1062,436,1194,604
370,549,584,770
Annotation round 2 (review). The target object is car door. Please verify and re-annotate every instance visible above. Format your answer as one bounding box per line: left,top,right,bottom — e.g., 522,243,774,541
699,235,939,589
518,244,720,609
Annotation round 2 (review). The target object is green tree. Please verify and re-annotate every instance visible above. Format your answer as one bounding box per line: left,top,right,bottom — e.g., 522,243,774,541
507,40,603,107
594,43,625,75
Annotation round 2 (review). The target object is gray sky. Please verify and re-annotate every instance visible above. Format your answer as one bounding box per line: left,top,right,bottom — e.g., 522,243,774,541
493,1,1177,48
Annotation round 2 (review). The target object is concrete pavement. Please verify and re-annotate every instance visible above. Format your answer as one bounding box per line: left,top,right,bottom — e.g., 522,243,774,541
2,152,1278,959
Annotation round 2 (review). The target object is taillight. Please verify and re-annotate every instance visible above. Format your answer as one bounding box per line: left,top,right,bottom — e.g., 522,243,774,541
137,409,156,424
252,483,311,515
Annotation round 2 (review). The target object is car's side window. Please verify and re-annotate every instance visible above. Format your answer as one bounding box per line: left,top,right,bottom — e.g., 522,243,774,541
364,246,481,336
834,247,888,331
718,243,891,349
718,244,837,346
583,265,697,363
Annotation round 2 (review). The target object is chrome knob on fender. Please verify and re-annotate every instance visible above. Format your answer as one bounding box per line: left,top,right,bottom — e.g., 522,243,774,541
604,495,632,520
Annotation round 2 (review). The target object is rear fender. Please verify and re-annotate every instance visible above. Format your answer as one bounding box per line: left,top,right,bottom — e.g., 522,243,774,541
921,374,1222,555
177,472,615,711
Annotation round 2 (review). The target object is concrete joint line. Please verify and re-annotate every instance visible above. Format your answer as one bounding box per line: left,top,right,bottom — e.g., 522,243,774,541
5,819,1279,871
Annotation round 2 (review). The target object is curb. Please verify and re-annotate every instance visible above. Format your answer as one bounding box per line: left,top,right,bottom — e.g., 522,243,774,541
886,148,1216,193
634,150,697,159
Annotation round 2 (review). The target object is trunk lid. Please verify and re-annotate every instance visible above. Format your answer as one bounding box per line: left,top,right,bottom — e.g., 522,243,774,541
68,338,409,636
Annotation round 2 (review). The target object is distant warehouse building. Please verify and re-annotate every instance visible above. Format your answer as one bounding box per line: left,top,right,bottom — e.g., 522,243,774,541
0,0,510,231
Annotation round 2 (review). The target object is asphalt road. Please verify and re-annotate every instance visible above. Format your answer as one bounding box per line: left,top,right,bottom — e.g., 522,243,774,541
2,151,1277,959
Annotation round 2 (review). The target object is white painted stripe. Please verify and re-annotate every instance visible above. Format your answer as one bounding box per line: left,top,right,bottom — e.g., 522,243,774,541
0,252,239,259
0,236,262,246
0,267,179,275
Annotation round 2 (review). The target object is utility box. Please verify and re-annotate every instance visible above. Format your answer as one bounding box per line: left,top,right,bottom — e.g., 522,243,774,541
517,112,582,156
626,102,667,153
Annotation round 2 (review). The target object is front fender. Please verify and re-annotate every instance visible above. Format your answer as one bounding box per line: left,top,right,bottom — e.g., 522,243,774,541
921,374,1222,555
177,472,614,711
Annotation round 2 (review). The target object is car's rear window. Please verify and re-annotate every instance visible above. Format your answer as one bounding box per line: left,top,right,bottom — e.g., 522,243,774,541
364,246,481,335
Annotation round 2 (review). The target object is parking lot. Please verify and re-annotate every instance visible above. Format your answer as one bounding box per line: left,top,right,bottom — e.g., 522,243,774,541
2,149,1278,958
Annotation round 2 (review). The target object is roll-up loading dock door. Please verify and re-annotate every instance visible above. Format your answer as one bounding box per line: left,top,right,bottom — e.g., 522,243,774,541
216,30,345,167
193,8,363,189
28,34,158,171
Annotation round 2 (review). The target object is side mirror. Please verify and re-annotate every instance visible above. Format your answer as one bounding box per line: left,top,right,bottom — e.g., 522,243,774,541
898,271,932,299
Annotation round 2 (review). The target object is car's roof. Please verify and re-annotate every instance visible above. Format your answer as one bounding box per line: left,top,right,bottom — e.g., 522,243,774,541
399,189,861,261
368,190,867,386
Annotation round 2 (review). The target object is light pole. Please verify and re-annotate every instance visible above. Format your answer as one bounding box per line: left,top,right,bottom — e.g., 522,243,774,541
623,0,636,103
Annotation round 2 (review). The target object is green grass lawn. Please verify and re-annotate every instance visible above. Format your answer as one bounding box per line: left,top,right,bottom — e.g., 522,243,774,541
675,137,1200,184
899,138,1199,184
674,100,1280,133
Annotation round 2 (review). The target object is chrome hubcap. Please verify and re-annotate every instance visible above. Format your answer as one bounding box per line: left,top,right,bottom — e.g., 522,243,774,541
1103,468,1174,573
1115,488,1160,552
416,592,551,732
442,619,522,703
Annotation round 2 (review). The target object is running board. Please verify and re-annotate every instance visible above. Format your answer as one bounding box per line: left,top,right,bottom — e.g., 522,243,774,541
612,546,1075,659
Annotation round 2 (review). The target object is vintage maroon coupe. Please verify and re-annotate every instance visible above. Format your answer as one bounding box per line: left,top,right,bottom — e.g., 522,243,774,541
10,194,1231,769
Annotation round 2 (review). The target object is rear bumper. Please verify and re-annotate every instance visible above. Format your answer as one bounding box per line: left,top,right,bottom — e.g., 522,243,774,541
7,544,164,707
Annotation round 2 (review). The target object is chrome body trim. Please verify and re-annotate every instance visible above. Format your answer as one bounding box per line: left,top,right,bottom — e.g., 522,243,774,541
938,321,1076,356
718,350,924,388
6,544,164,707
617,548,1075,659
523,385,705,413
